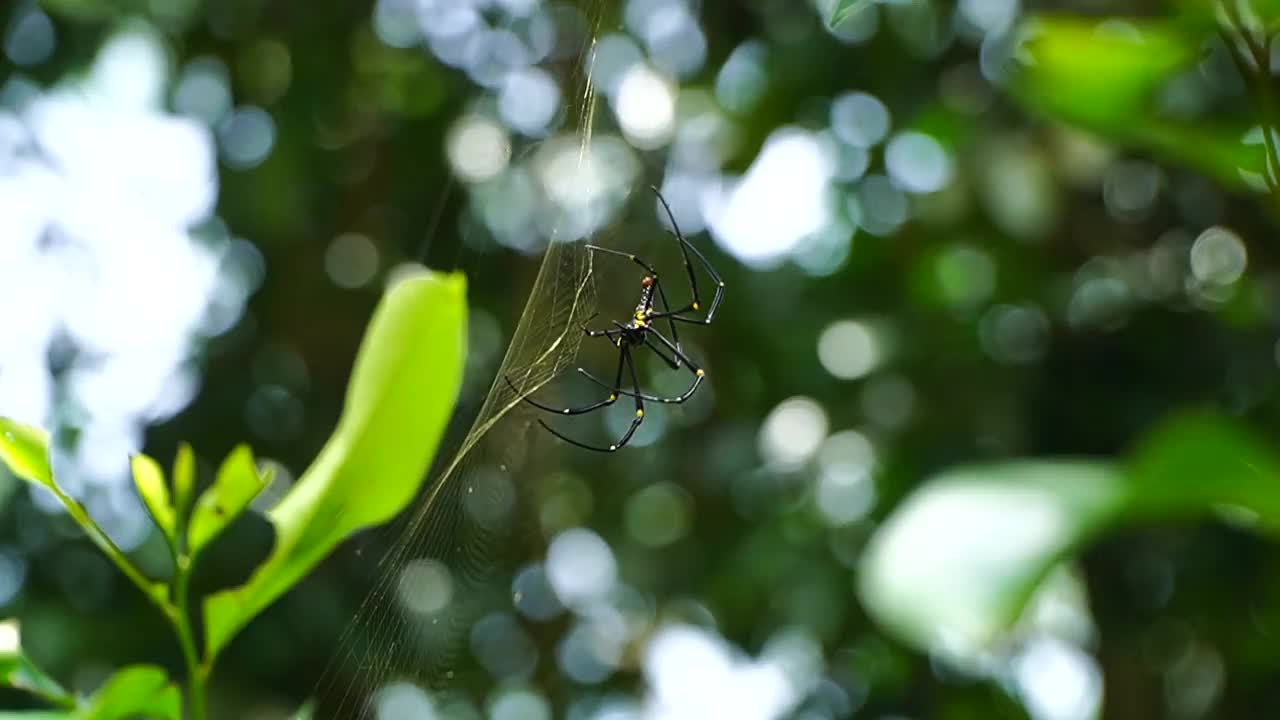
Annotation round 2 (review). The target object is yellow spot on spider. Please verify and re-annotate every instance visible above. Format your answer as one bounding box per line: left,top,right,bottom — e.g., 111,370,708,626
609,394,617,401
696,369,706,377
636,409,644,418
692,302,700,310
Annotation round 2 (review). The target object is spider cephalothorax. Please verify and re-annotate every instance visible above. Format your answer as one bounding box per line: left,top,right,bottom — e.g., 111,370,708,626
509,186,724,452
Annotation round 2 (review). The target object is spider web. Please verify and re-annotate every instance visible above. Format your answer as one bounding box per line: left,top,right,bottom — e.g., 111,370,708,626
311,1,619,716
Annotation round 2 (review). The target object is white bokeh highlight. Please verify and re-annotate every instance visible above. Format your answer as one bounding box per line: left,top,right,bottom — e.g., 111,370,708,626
546,528,618,608
705,129,835,267
0,28,252,544
640,624,810,720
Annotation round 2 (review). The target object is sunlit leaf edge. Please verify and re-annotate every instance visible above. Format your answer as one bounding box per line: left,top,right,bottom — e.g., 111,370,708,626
860,414,1280,657
201,269,467,661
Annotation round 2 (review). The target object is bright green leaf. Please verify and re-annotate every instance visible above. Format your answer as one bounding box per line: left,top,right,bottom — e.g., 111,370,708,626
130,454,176,545
1014,16,1194,124
202,270,467,661
1127,413,1280,527
187,445,273,558
0,626,179,719
0,418,54,491
75,665,180,720
0,620,76,710
858,461,1125,655
1010,16,1266,190
827,0,875,28
0,423,168,608
172,443,195,530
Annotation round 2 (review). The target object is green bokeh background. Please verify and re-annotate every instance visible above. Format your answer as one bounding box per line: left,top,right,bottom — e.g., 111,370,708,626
5,0,1280,718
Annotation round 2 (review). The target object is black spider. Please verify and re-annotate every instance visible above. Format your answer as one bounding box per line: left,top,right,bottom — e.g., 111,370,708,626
509,187,724,452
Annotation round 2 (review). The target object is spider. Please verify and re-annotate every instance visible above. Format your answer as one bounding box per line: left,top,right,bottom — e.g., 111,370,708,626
509,187,724,452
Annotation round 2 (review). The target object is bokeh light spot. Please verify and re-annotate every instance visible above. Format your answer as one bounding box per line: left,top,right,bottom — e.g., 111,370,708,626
325,233,380,289
624,482,693,547
218,106,276,170
4,9,55,67
397,558,454,615
375,682,436,720
817,320,883,380
886,131,953,193
498,66,560,137
816,431,878,526
861,375,915,429
830,92,891,148
546,528,617,607
447,115,511,183
760,396,829,467
488,687,551,720
1189,226,1246,286
512,564,565,622
979,303,1050,365
470,613,538,680
1013,636,1103,720
707,129,835,266
173,57,232,126
615,64,675,149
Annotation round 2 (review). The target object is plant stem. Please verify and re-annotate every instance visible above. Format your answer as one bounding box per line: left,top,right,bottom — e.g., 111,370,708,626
48,484,209,718
173,555,207,720
1219,2,1280,207
48,486,169,612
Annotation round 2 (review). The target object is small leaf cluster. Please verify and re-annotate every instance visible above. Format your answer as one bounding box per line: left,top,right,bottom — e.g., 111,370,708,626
0,270,468,719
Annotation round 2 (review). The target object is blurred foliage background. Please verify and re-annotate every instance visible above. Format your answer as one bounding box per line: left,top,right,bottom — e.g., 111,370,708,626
5,0,1280,718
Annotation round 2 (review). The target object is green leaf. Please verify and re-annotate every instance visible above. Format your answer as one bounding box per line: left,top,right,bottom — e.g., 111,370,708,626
0,424,168,608
0,620,76,710
202,270,468,661
827,0,875,28
172,443,195,531
1127,413,1280,527
859,413,1280,657
1010,16,1266,190
858,461,1125,655
0,418,55,491
187,445,274,558
130,454,176,546
0,623,179,719
1014,17,1194,123
75,666,180,720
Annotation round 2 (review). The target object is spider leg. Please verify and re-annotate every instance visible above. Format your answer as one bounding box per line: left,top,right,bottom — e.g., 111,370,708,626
538,345,646,452
651,186,726,324
643,308,718,326
580,331,705,404
586,244,659,276
649,276,682,369
505,344,625,416
579,311,610,337
574,346,679,400
639,336,680,370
